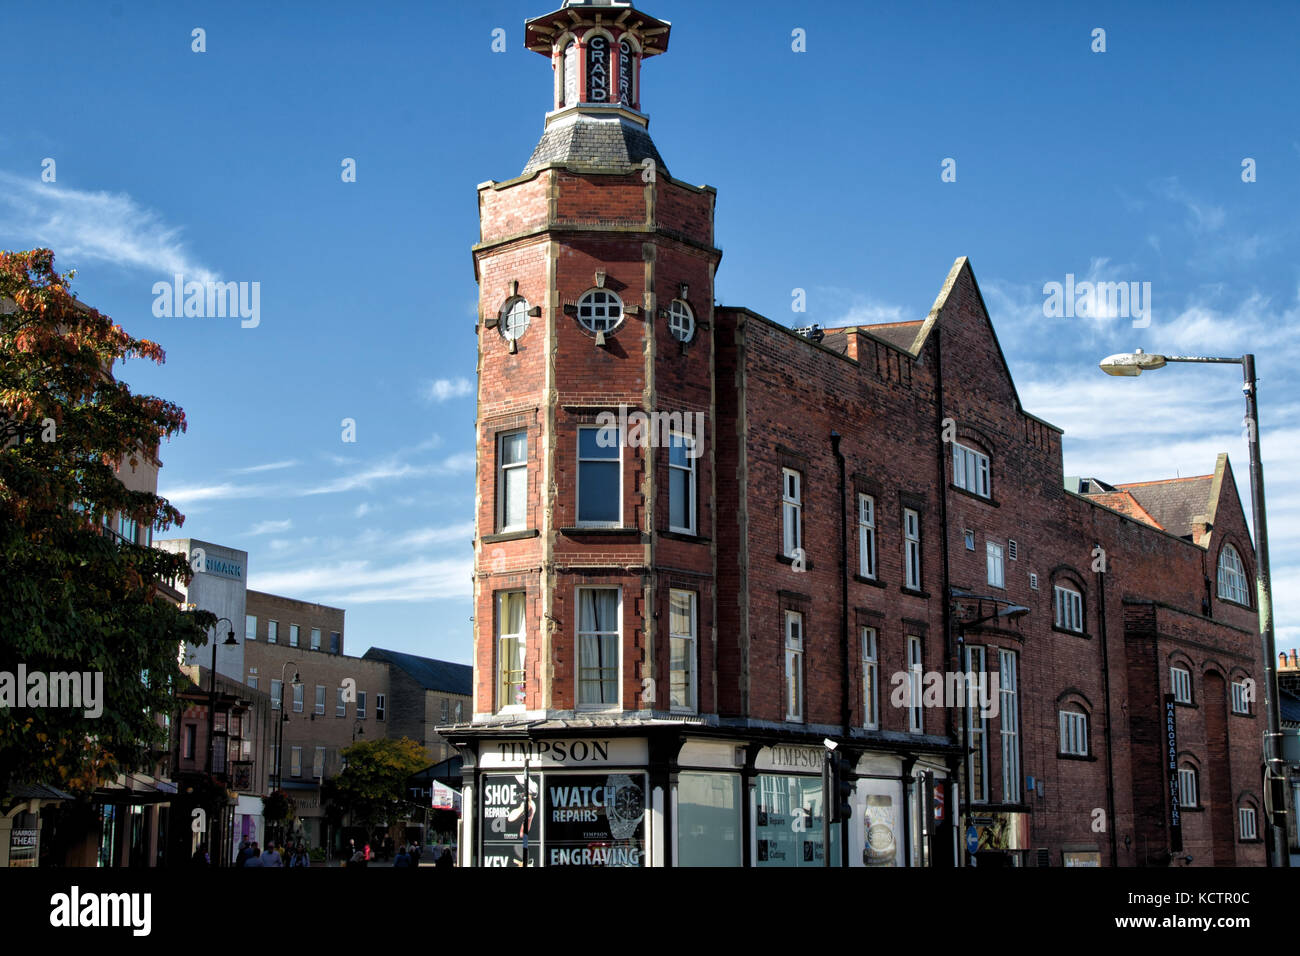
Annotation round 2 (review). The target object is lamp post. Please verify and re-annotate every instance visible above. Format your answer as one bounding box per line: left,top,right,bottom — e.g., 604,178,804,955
205,618,239,777
273,661,302,793
1101,349,1289,867
949,589,1029,867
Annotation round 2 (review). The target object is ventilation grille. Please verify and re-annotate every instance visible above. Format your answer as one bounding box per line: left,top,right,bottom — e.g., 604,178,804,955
1008,539,1018,561
1029,573,1039,590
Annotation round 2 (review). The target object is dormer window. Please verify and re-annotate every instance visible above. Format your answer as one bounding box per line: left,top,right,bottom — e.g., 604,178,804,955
667,299,694,342
578,289,623,334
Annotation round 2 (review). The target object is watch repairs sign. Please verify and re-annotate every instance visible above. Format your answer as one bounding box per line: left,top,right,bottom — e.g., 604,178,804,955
544,773,646,867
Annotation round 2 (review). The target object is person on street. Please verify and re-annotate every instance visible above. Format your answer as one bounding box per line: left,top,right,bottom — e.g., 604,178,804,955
245,842,263,868
261,841,283,867
393,844,411,868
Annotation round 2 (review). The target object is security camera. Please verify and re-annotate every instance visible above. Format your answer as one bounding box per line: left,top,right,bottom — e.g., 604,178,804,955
823,738,838,751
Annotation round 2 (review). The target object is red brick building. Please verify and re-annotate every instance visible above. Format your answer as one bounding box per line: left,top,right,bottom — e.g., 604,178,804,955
447,0,1266,868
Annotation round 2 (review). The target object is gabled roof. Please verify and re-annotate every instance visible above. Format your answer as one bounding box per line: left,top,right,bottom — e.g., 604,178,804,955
1113,475,1213,540
363,648,472,696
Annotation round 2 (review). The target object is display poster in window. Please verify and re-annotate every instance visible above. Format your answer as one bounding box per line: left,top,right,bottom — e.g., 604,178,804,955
1063,850,1101,866
544,773,646,866
481,772,539,867
755,773,837,867
863,794,897,866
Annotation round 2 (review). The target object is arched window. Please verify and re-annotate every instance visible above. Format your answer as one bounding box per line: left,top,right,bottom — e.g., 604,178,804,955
562,42,579,107
500,297,529,341
1217,543,1249,605
585,33,611,102
577,289,623,333
1059,708,1088,756
667,299,694,342
1178,763,1199,808
617,37,639,107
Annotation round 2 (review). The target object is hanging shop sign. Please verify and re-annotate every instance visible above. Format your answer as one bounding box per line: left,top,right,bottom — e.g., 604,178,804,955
1165,694,1182,853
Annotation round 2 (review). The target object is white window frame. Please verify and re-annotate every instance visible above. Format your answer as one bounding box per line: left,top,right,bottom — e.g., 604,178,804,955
245,615,257,641
667,299,694,342
903,508,921,590
1217,544,1250,605
1171,666,1193,704
857,494,876,579
500,296,530,341
1060,710,1088,756
314,685,325,716
782,469,802,558
953,442,990,498
335,686,346,717
668,432,697,535
310,627,321,650
907,635,923,733
271,679,282,711
987,540,1005,589
290,746,302,778
496,590,527,713
862,626,878,730
1178,766,1198,808
357,691,367,720
1000,649,1020,802
313,746,325,778
1054,585,1083,633
669,589,697,714
1239,806,1258,840
965,646,987,801
292,683,304,714
1232,680,1251,715
785,611,804,722
289,623,299,648
576,586,622,710
376,693,385,721
497,429,528,533
267,620,278,644
577,425,622,528
577,288,623,333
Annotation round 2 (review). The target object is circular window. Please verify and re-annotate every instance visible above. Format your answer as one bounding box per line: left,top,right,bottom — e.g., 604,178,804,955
668,299,694,342
500,297,529,341
577,289,623,333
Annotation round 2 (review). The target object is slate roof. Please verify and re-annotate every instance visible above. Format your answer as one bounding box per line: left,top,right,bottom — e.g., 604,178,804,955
1114,476,1213,540
363,647,472,696
820,320,924,354
523,115,668,178
1085,490,1165,530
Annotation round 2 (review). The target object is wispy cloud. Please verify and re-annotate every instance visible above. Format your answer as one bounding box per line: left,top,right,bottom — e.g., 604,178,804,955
0,170,216,282
246,519,292,536
232,460,298,475
423,377,474,402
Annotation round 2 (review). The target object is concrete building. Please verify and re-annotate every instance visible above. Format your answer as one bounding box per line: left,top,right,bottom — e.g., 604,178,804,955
156,537,249,684
445,0,1267,868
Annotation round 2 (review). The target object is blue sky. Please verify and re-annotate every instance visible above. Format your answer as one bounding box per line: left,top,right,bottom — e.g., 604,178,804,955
3,0,1298,663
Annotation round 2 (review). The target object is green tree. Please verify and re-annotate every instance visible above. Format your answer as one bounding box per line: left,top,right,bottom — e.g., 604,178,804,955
0,248,211,796
326,737,429,828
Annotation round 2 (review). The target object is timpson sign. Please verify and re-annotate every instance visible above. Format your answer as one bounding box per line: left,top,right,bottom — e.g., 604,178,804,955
756,745,825,773
479,738,648,769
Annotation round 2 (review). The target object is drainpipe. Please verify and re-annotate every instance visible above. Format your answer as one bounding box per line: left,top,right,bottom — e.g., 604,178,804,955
934,325,957,863
832,430,850,869
1096,546,1119,866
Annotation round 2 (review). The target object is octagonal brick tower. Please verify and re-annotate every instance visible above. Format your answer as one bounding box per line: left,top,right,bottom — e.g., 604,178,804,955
471,0,722,725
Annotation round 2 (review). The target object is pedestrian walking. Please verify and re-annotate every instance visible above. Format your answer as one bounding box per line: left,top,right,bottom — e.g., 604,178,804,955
245,842,263,868
261,841,283,867
394,844,411,868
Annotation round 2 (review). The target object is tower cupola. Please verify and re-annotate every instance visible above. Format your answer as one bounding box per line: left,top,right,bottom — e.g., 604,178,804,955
522,0,671,176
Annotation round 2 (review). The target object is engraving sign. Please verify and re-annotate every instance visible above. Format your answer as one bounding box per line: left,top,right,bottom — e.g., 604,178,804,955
618,40,634,106
587,35,609,102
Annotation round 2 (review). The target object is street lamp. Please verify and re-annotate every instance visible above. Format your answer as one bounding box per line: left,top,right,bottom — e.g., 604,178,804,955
1099,348,1289,868
205,618,239,777
273,661,303,794
950,590,1029,867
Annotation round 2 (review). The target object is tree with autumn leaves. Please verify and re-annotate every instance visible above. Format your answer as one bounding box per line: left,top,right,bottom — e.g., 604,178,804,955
0,248,213,797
